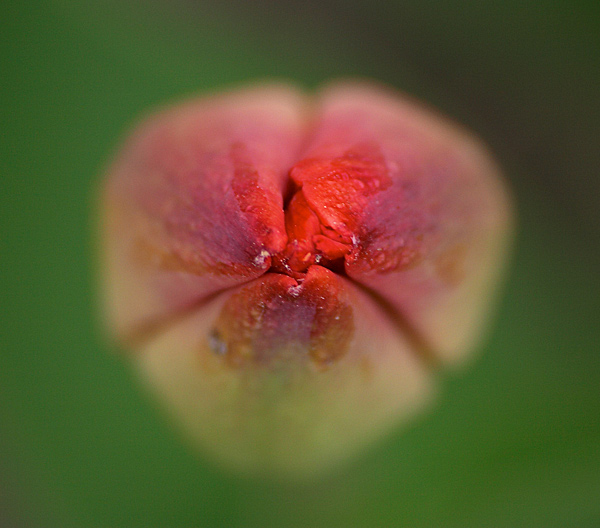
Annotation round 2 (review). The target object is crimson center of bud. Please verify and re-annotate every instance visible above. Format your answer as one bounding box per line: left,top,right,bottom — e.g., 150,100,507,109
270,144,392,279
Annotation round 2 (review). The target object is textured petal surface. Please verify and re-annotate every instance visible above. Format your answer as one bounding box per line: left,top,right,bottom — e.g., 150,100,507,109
135,267,431,476
297,82,513,362
100,85,308,341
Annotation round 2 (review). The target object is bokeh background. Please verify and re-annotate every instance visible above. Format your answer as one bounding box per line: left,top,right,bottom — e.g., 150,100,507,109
2,1,599,526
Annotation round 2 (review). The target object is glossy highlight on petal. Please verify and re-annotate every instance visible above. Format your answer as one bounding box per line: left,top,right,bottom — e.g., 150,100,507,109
98,80,513,477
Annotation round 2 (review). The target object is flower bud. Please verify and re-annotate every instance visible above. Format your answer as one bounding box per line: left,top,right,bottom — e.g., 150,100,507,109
99,81,513,477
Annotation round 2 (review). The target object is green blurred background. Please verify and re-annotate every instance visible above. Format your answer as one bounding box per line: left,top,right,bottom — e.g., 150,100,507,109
2,1,599,526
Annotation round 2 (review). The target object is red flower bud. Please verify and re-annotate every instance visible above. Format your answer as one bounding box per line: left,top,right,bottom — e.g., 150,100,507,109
99,81,513,477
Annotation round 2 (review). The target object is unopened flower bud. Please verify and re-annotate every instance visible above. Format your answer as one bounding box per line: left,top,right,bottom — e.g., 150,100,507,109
98,81,513,477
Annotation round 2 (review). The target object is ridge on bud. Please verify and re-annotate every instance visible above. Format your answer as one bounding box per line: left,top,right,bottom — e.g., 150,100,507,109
98,80,513,477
